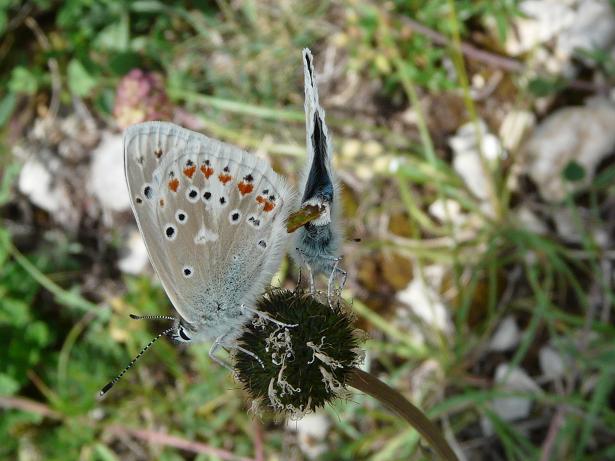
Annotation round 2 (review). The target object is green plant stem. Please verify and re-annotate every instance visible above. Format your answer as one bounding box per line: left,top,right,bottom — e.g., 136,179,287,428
347,368,459,461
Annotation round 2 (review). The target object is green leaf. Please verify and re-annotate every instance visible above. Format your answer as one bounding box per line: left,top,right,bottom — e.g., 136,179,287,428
109,51,142,75
528,77,568,97
0,10,7,35
95,17,129,52
130,0,166,12
67,59,97,97
25,321,50,347
0,92,17,126
93,443,120,461
0,298,31,326
0,227,9,267
562,160,586,182
0,163,21,205
0,374,20,396
8,67,38,95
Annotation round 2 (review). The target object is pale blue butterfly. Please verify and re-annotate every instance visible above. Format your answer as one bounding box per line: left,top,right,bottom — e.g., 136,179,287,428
291,49,346,296
100,121,295,397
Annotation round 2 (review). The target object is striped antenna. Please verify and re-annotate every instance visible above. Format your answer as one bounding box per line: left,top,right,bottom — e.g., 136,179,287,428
98,326,175,399
129,313,176,321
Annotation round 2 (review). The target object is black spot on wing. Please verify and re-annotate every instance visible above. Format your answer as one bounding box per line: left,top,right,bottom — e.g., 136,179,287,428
302,112,334,203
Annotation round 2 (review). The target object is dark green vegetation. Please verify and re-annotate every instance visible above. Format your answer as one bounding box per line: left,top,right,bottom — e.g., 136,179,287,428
1,1,615,460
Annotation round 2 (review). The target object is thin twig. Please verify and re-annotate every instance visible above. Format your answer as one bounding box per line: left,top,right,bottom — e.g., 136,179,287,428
6,1,33,31
539,407,566,461
397,15,606,93
251,419,265,461
401,16,522,72
347,367,459,461
0,396,61,420
24,16,61,118
107,425,256,461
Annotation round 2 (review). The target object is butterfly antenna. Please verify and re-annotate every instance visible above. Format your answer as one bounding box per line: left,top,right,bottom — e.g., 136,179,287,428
129,313,176,321
98,326,175,399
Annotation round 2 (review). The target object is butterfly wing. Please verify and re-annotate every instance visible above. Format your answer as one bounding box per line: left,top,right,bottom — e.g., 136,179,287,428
293,49,342,274
124,122,293,337
300,48,336,205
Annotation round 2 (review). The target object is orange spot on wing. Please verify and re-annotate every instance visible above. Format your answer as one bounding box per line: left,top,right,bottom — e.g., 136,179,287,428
238,182,254,195
183,165,196,178
159,198,165,207
218,173,232,185
200,165,214,178
168,178,180,192
256,195,275,212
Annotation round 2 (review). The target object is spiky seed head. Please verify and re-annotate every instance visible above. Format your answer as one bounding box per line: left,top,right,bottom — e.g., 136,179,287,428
234,288,364,418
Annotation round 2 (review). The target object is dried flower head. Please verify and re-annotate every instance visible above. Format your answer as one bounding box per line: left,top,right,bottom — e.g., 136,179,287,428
113,69,173,129
234,288,364,418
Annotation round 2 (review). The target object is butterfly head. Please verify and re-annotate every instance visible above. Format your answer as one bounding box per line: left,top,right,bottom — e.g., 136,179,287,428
169,318,196,343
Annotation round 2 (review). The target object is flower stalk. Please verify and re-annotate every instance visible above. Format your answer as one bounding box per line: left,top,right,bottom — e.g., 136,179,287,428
347,367,459,461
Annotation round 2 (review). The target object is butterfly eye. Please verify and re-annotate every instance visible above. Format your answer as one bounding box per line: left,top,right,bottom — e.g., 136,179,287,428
178,326,191,341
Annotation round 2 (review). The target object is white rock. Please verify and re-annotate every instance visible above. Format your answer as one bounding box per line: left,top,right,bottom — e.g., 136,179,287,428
19,157,65,214
488,316,520,352
428,199,465,226
499,1,575,56
398,267,453,336
550,206,609,246
514,206,548,235
394,304,427,347
18,155,78,228
89,133,130,212
449,120,505,207
409,359,444,402
118,229,150,275
539,346,566,380
521,98,615,202
499,110,536,151
486,0,615,77
556,0,615,64
482,364,541,435
287,412,330,459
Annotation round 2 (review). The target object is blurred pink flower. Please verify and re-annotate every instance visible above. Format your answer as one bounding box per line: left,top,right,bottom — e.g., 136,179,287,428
113,69,173,129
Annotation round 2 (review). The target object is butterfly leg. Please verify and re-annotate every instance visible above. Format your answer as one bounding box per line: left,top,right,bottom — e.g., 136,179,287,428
209,335,265,371
328,259,345,307
317,255,346,307
295,247,315,293
209,336,234,372
232,344,265,369
240,304,298,328
296,266,303,291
